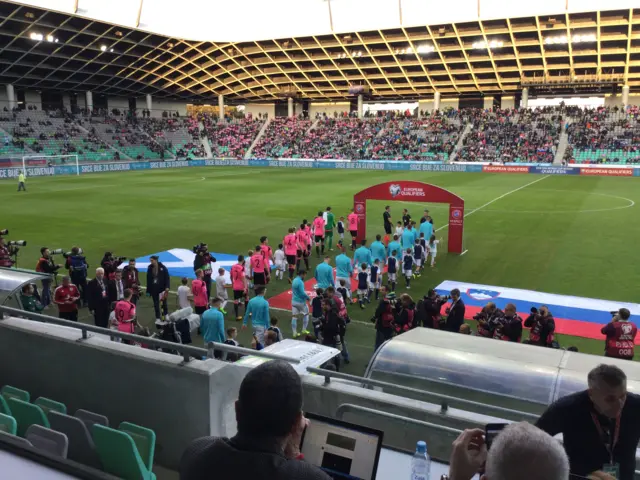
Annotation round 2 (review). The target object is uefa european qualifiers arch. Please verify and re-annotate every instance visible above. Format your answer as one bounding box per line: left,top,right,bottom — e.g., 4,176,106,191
353,181,465,254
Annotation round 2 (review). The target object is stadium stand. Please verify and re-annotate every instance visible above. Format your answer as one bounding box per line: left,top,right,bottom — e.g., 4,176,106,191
368,114,464,161
251,117,313,158
0,109,116,163
565,106,640,164
203,116,265,158
458,108,561,163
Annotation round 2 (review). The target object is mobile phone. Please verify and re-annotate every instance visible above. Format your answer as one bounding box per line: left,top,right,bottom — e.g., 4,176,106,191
485,423,508,450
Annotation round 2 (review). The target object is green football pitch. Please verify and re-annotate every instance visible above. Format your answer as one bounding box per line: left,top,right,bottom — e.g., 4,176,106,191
2,167,639,374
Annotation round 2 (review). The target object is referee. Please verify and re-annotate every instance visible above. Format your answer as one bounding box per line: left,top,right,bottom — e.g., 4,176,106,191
383,206,392,235
536,364,640,480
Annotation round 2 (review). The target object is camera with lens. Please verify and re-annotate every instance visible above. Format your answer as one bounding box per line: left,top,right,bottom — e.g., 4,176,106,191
530,307,538,314
50,248,65,255
192,242,208,254
62,247,84,258
115,256,127,263
0,229,8,236
7,240,27,255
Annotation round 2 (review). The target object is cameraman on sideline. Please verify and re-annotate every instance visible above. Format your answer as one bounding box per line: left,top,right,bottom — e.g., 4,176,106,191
524,305,555,347
101,252,125,281
35,247,62,308
122,258,141,305
193,243,216,299
474,302,503,338
493,303,523,342
602,308,637,360
0,237,14,268
417,289,448,329
65,247,88,307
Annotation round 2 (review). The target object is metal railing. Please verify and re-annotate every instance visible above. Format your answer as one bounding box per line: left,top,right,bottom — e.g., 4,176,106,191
0,305,299,364
307,367,539,421
336,404,463,435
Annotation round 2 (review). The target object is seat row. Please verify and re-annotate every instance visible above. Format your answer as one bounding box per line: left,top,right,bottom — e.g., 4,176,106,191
0,384,156,480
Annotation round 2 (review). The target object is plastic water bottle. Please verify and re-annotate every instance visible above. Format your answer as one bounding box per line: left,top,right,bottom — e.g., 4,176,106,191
411,440,431,480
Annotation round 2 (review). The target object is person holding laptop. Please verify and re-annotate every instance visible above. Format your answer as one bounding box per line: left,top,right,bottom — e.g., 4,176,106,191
180,361,330,480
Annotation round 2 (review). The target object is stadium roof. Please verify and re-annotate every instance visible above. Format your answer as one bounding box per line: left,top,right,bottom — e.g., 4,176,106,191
0,1,639,101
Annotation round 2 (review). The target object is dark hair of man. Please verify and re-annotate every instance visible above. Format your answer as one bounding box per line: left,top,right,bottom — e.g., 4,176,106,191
376,234,381,241
619,308,631,320
237,255,244,263
260,236,267,243
41,247,48,255
588,364,626,388
326,286,335,295
360,239,367,246
255,286,266,296
451,288,461,297
124,288,132,298
385,206,390,210
255,245,261,251
236,361,302,437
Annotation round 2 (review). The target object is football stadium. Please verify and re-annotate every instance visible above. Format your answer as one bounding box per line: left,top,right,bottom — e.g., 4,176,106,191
1,1,640,479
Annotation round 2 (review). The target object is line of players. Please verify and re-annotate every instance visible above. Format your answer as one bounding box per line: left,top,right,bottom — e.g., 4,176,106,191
227,207,443,323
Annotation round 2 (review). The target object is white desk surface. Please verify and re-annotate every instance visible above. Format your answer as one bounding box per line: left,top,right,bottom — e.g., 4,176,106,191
377,448,480,480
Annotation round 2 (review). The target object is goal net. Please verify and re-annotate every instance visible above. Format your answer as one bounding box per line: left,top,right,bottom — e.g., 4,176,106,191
21,154,80,175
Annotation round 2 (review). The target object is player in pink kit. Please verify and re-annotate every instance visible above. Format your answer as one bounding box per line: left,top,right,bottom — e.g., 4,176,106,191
303,220,313,255
347,208,359,250
296,223,310,272
260,236,273,284
283,228,298,283
115,288,137,335
250,246,266,292
191,269,209,316
231,255,248,321
312,211,326,258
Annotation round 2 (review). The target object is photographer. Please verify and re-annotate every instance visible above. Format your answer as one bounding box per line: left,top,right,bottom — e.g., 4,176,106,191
394,294,416,335
122,258,141,305
524,305,556,347
35,247,63,308
474,302,503,338
372,286,395,350
0,237,14,268
101,252,124,281
445,288,466,333
65,247,88,307
193,243,216,299
147,255,170,321
601,308,636,360
418,289,448,329
493,303,523,342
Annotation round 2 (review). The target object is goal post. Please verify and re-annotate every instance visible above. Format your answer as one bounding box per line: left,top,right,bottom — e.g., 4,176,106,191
21,154,80,176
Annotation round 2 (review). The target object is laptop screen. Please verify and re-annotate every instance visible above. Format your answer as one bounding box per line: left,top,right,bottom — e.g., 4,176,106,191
300,413,383,480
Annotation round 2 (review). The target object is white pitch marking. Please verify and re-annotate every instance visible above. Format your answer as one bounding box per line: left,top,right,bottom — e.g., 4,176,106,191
460,249,468,256
435,175,550,233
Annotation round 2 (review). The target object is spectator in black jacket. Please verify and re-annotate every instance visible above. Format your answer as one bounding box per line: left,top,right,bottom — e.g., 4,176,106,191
445,288,465,333
372,286,395,350
87,267,110,328
100,252,124,281
320,297,343,371
147,255,170,321
180,361,330,480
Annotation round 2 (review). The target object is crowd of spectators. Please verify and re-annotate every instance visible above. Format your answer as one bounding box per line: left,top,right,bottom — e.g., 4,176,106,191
252,117,312,158
293,118,385,159
565,105,640,164
458,108,561,163
204,117,265,159
368,115,463,161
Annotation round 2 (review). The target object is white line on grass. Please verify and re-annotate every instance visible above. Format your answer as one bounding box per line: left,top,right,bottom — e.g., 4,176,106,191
460,249,468,256
434,175,550,233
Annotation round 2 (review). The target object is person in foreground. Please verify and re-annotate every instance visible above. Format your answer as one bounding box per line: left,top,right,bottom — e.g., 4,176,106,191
179,361,330,480
448,422,569,480
536,364,640,480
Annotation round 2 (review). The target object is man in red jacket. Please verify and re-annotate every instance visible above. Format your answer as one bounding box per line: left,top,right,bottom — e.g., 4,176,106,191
54,276,81,321
602,308,637,360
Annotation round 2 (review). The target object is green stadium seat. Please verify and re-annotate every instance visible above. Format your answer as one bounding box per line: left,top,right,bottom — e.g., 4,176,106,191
1,385,30,403
118,421,156,472
0,396,11,416
92,424,156,480
7,398,49,438
0,413,17,435
35,397,67,417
